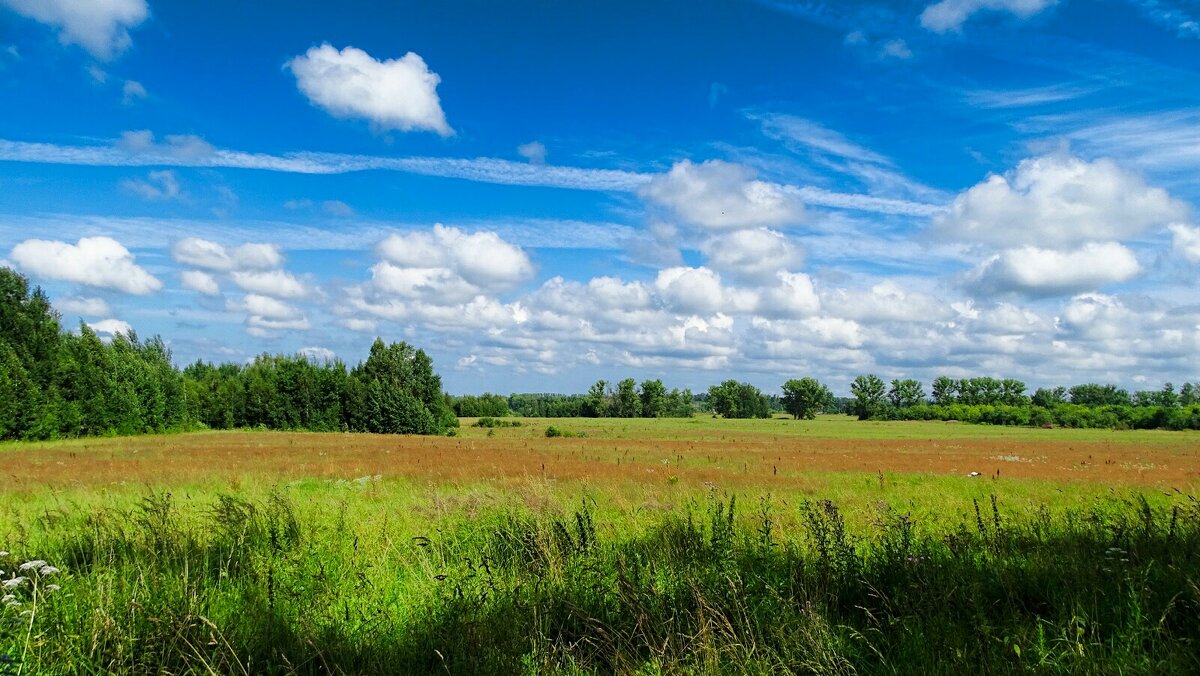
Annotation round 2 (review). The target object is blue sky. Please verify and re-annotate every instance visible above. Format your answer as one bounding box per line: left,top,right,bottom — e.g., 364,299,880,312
1,0,1199,395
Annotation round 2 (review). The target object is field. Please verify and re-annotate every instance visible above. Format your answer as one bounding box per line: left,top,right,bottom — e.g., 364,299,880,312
2,416,1199,673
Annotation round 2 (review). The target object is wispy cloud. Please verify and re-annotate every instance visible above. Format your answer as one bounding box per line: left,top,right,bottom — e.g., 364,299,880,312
965,82,1097,108
747,112,946,202
0,135,945,217
0,213,638,253
0,137,649,192
1020,109,1200,181
1124,0,1200,38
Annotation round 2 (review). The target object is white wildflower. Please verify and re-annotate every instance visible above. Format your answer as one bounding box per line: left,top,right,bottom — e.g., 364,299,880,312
44,584,61,592
38,565,59,576
18,560,46,572
2,577,26,589
0,551,9,557
0,594,14,603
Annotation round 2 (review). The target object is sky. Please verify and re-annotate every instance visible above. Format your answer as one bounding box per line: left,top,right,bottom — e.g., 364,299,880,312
1,0,1199,396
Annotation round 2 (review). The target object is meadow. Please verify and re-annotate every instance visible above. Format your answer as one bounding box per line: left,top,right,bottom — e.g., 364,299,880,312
1,416,1198,673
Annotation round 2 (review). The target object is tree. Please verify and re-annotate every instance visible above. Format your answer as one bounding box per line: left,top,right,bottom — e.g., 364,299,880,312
1069,383,1131,406
1031,386,1066,408
354,338,454,434
583,379,609,417
638,379,667,418
708,380,770,419
931,376,956,405
850,374,886,420
613,378,642,418
781,378,834,420
1181,382,1198,407
887,379,924,408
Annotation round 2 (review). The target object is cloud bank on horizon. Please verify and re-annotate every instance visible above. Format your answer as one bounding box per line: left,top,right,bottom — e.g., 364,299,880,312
0,0,1197,394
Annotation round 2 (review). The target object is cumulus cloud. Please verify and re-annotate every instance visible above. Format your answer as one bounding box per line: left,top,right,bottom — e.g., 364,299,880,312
653,266,756,315
287,43,452,136
230,270,306,299
57,296,110,317
88,318,133,337
760,271,821,317
700,228,802,282
933,154,1188,247
965,242,1141,297
879,38,913,59
640,160,804,230
823,280,953,323
920,0,1056,33
10,236,160,294
298,346,336,362
171,238,283,272
376,224,534,289
121,169,181,201
1170,223,1200,263
517,141,547,164
180,270,220,296
121,79,147,104
0,0,148,59
229,294,309,336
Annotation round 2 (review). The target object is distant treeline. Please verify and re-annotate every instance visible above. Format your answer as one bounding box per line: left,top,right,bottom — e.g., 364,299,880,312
838,375,1200,430
457,379,793,420
0,269,455,441
454,379,698,419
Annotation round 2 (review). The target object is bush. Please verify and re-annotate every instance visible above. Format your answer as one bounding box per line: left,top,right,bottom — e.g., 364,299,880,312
474,417,523,428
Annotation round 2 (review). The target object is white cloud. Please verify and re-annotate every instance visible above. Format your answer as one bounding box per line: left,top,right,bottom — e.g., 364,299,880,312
322,200,354,217
118,130,215,159
1169,223,1200,263
287,43,452,136
0,0,148,59
121,79,146,104
298,346,336,362
640,160,804,230
180,270,220,296
760,271,821,317
517,141,547,164
57,296,110,317
920,0,1056,33
652,266,756,315
88,318,133,337
231,294,300,321
933,154,1189,247
339,317,377,333
879,38,913,59
10,236,160,294
377,224,533,289
230,270,306,299
171,238,283,272
700,228,802,281
823,280,953,322
965,242,1141,297
0,136,942,217
121,169,181,201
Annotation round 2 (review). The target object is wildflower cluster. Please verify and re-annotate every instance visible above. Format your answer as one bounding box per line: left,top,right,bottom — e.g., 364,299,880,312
0,551,62,627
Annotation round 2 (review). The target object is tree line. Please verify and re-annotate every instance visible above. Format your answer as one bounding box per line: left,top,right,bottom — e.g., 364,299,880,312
0,269,455,441
830,374,1200,430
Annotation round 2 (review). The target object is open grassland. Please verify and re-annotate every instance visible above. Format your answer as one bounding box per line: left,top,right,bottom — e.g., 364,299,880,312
2,417,1199,673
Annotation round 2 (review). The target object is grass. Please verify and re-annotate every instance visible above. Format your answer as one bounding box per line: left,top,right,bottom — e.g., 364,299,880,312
2,416,1199,673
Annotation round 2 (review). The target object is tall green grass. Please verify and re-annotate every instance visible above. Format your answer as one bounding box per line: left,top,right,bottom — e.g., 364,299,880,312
3,487,1199,674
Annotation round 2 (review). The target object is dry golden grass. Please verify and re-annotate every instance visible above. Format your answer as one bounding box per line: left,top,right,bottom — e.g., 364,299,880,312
3,417,1198,495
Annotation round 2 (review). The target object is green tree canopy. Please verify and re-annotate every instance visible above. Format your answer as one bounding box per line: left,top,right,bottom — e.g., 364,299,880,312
781,377,834,420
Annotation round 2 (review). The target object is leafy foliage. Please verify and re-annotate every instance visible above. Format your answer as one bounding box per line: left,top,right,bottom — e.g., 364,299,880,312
780,377,834,420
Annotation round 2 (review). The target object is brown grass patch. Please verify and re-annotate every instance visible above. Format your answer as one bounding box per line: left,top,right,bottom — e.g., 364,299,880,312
3,428,1198,494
